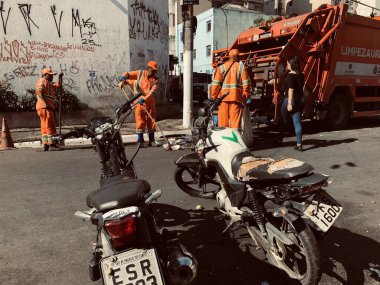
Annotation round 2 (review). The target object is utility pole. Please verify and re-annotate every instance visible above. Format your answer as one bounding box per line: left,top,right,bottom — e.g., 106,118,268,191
181,1,196,128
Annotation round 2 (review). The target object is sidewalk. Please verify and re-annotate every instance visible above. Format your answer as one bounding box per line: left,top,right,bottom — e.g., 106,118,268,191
9,119,191,148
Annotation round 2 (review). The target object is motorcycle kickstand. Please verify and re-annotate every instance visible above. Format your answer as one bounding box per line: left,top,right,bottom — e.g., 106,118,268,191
212,220,240,244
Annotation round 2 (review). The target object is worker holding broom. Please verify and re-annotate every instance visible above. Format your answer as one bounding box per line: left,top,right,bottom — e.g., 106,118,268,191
118,61,159,147
35,68,63,151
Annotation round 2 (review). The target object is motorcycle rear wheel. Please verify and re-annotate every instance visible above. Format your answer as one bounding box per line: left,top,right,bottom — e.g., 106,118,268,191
174,166,219,199
249,219,321,285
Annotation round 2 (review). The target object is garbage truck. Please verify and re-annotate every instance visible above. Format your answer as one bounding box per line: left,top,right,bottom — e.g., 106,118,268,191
212,3,380,129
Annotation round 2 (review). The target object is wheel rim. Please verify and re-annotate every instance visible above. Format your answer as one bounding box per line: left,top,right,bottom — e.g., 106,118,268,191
269,220,308,280
179,167,219,197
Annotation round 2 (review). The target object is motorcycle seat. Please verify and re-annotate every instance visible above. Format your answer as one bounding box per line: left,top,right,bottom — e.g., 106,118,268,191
86,176,151,212
231,151,314,182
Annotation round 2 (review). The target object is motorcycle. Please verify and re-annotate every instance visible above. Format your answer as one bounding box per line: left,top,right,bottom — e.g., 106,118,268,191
58,92,197,285
174,93,342,285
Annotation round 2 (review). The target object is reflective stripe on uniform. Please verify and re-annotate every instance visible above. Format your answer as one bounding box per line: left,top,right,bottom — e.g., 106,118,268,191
237,62,244,83
220,64,226,76
222,83,243,89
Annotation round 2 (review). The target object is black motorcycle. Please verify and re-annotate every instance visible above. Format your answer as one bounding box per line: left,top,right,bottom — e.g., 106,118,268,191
58,92,197,285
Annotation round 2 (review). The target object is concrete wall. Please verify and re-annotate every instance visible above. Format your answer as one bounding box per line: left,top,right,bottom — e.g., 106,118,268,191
0,0,169,127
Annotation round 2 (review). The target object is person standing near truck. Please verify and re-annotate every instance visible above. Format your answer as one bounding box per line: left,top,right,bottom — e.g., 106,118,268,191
278,57,305,151
210,49,252,129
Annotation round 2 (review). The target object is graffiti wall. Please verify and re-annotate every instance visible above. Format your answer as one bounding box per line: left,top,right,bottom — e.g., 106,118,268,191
0,0,169,117
128,0,170,102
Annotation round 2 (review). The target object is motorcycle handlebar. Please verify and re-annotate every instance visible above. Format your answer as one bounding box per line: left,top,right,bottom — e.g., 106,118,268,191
55,127,97,141
57,93,144,141
117,92,143,118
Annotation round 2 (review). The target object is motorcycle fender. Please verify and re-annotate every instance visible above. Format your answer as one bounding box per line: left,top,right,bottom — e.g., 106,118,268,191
265,222,294,246
174,153,200,167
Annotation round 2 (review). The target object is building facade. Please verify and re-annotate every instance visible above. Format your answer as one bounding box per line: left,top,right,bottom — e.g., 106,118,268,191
0,0,169,126
177,4,271,74
264,0,380,17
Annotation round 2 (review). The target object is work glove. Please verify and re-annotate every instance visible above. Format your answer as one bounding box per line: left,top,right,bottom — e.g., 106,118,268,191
246,98,253,105
137,98,145,105
119,75,127,81
118,81,126,89
58,73,64,79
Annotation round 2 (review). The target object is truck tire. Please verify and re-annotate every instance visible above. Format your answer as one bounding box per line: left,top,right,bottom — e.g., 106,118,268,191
325,94,350,130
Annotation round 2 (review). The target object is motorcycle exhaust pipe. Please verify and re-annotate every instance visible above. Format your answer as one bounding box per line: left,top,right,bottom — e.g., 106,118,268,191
166,242,198,285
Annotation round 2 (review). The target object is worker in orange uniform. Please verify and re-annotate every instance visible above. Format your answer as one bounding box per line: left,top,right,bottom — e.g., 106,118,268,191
118,61,159,147
211,49,252,129
35,68,63,151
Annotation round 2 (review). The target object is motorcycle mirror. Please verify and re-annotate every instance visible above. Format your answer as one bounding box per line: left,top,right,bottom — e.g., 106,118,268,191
198,108,206,117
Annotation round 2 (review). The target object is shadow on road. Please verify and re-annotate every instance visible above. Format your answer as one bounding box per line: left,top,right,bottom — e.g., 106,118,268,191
152,203,295,285
320,226,380,285
252,134,358,152
301,138,358,151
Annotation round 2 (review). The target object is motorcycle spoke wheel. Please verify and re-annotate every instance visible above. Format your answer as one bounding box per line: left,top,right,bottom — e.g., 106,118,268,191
269,219,321,285
174,166,219,199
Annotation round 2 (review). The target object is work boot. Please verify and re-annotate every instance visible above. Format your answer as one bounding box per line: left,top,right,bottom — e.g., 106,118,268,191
49,144,62,151
148,132,157,147
137,133,145,148
148,141,159,147
42,144,49,151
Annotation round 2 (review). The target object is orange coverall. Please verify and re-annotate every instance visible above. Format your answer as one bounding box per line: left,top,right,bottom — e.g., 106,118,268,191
122,70,158,133
211,60,251,128
35,78,60,144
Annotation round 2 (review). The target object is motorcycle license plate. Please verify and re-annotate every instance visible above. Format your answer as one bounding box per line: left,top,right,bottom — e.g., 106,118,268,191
101,248,165,285
304,191,343,232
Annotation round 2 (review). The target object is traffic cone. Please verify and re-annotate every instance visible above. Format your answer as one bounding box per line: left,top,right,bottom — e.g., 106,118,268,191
0,117,16,150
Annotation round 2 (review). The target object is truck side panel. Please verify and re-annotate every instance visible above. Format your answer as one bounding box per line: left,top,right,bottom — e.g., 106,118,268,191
327,13,380,117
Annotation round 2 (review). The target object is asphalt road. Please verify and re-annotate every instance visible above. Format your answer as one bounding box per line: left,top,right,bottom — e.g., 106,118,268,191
0,118,379,285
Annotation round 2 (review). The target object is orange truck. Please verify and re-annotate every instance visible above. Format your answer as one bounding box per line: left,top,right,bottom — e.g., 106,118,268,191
212,3,380,129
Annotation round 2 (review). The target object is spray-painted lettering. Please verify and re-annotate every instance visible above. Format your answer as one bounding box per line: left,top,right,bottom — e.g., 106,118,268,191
0,1,11,34
18,3,39,36
51,5,63,38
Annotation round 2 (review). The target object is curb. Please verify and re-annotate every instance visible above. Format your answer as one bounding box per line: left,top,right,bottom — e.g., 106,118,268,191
14,129,192,149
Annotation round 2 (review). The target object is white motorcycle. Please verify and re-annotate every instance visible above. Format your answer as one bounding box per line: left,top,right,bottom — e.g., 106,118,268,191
174,93,342,285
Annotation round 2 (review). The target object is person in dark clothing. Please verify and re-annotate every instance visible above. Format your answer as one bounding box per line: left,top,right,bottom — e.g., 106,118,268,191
278,57,305,151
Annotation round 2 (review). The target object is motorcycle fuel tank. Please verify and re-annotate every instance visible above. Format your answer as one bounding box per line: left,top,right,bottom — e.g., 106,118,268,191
203,128,249,178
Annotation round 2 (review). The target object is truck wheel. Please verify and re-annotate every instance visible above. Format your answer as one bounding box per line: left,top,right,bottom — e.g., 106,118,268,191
325,94,350,130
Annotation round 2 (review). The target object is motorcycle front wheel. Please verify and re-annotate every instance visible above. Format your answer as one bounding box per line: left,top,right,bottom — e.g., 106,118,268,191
249,218,321,285
174,166,219,199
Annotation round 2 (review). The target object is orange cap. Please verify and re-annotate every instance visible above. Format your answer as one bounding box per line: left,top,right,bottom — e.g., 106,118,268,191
147,61,158,71
42,68,57,75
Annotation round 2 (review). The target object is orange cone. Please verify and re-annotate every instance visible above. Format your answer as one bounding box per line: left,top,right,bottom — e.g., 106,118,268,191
0,117,16,150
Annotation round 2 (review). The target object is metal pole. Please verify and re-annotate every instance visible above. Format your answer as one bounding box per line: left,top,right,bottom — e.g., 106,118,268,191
58,75,63,136
220,7,228,47
182,4,193,128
